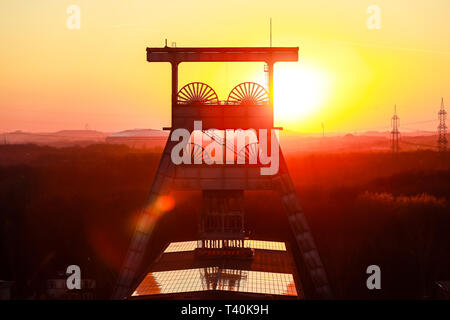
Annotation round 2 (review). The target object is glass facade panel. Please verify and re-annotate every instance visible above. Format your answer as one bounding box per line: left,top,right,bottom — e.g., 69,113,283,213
244,240,286,251
164,241,197,253
132,268,297,297
132,267,218,296
163,240,286,253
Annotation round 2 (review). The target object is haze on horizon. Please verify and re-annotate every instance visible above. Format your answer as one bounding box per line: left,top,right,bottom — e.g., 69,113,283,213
1,0,450,134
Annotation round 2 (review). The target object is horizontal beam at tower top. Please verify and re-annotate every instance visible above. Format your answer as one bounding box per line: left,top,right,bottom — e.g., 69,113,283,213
146,47,299,63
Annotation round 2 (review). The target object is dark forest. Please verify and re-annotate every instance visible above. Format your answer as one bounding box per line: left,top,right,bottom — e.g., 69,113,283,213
0,144,449,299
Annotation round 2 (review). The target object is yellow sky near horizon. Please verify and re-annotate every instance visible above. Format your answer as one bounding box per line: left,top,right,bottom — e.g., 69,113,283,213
1,0,450,134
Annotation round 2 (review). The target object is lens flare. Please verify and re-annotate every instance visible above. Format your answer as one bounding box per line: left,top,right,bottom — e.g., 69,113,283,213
156,195,175,213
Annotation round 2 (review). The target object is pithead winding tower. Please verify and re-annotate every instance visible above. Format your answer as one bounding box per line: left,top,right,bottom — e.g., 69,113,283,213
112,46,332,299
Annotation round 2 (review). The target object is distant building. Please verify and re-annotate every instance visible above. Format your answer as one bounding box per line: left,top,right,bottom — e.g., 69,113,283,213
106,129,168,149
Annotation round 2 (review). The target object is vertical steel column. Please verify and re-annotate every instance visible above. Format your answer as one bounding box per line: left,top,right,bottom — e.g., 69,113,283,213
273,151,333,299
267,62,274,156
267,62,274,121
171,62,179,109
112,139,176,299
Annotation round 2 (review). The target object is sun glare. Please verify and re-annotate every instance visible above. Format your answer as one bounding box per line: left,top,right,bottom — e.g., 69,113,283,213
274,64,330,130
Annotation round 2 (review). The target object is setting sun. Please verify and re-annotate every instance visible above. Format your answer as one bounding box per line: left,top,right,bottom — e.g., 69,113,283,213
274,63,330,129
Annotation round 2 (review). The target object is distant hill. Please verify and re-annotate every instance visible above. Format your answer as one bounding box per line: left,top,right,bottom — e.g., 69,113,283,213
53,130,108,137
0,129,446,152
279,131,447,153
107,128,169,138
1,130,109,147
0,129,169,148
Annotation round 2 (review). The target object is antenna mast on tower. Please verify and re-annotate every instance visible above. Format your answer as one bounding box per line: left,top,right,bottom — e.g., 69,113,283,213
264,18,272,89
270,17,272,47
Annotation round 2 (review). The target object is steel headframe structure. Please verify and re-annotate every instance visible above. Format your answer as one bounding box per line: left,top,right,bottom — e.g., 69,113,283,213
112,45,332,300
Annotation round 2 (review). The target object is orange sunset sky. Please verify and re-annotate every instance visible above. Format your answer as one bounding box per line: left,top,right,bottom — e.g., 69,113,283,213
1,0,450,134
